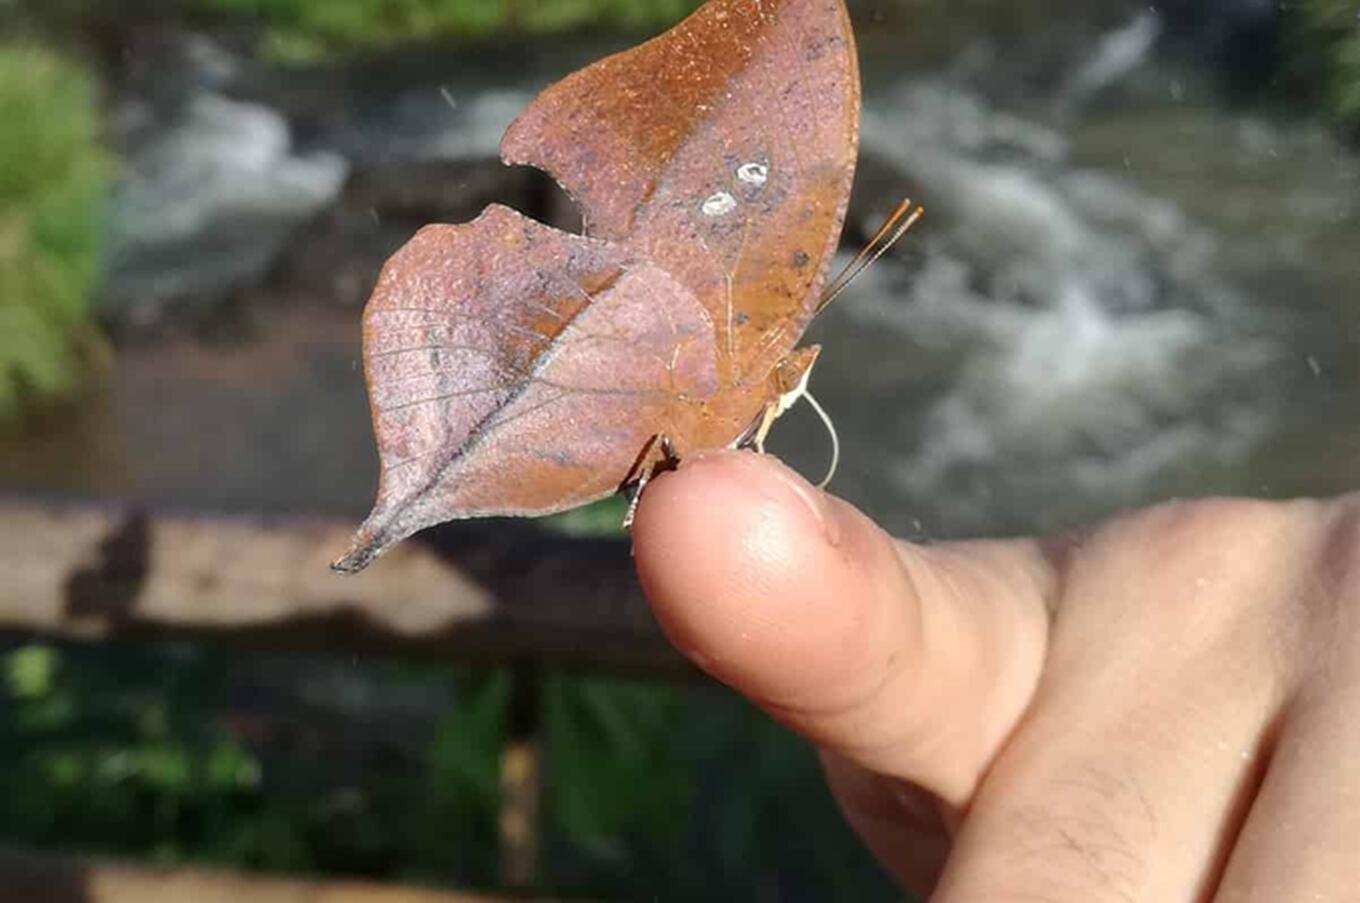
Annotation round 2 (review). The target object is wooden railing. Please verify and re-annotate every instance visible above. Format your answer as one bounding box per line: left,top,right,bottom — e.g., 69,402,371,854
0,496,694,901
0,847,525,903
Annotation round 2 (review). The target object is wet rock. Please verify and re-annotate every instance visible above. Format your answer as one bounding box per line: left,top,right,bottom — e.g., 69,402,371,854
270,159,552,309
1156,0,1283,93
320,85,534,166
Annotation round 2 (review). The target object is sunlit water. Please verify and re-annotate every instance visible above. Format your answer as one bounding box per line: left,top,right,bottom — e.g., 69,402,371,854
779,36,1360,538
3,17,1358,542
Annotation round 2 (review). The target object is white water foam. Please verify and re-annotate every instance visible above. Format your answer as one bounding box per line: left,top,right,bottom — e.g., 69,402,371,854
832,80,1276,534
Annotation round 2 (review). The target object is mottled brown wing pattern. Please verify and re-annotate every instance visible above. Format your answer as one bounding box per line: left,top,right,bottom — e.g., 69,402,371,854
335,0,860,573
501,0,860,381
339,206,719,572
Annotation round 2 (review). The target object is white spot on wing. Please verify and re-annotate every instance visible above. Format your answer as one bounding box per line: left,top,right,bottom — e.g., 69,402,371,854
702,191,737,217
737,162,769,186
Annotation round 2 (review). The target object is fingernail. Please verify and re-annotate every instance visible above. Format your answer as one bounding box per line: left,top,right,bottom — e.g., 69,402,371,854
777,462,837,546
680,449,842,546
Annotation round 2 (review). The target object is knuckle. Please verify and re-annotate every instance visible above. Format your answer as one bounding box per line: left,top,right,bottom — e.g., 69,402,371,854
1123,497,1299,554
1108,496,1305,589
1085,497,1318,655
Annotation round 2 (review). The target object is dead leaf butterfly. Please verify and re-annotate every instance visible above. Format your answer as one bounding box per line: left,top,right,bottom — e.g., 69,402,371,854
334,0,921,574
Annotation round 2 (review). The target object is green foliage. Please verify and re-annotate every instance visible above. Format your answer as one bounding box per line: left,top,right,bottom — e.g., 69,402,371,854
546,677,690,864
1,645,892,898
0,644,266,863
542,680,897,900
206,0,703,62
1297,0,1360,130
0,44,110,422
5,644,59,699
543,495,629,536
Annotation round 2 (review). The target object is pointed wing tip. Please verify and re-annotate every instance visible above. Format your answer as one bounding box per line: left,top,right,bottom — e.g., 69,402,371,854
331,546,376,576
332,500,436,575
330,528,389,576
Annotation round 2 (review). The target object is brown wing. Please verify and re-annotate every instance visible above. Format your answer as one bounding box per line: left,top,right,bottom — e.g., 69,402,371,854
334,205,719,573
337,0,862,572
501,0,860,384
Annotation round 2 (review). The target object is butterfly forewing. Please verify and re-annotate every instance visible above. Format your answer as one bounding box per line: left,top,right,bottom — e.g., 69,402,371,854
502,0,860,383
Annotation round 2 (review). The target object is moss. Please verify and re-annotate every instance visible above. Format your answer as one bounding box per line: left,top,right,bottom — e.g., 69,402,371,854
206,0,704,63
1296,0,1360,131
1334,22,1360,124
0,44,111,422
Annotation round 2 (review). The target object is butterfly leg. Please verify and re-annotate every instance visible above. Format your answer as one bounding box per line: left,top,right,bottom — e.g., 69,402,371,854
743,345,821,455
622,434,680,530
751,404,780,455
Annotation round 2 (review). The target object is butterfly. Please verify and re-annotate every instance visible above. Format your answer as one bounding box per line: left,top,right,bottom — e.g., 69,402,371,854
334,0,920,574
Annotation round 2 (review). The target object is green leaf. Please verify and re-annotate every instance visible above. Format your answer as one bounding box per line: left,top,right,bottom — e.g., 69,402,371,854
4,645,58,700
0,43,110,421
202,0,702,60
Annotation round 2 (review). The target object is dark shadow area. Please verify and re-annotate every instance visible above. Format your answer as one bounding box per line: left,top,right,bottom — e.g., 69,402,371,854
64,511,150,622
0,849,90,903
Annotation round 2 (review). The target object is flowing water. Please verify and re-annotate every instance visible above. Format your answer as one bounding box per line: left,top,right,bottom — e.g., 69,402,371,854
3,13,1358,542
784,26,1360,538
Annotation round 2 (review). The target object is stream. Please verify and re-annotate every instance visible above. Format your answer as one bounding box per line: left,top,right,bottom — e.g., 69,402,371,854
2,8,1357,542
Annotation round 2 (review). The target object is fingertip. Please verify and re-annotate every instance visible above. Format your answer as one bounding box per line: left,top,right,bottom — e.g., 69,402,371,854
632,449,836,560
631,449,833,618
633,454,1057,809
631,450,884,696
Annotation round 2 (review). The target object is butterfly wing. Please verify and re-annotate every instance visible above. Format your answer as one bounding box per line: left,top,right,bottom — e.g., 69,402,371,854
502,0,860,384
337,0,862,572
335,205,721,573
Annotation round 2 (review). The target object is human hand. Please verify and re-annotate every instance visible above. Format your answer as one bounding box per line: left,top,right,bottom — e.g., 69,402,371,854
632,450,1360,901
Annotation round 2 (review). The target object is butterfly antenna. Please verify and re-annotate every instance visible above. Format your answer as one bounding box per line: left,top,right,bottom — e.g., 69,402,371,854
802,389,841,489
817,199,925,315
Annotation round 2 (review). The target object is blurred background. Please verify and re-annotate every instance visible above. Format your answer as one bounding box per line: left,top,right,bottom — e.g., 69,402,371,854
1,0,1357,900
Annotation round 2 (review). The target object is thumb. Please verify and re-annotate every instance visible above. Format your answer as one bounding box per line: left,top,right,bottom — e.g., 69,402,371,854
632,450,1054,808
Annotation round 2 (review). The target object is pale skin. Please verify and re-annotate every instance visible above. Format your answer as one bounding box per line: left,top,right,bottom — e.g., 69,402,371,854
631,450,1360,901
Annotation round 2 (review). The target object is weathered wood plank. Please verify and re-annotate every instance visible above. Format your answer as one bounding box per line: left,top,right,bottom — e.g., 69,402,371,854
0,847,533,903
0,497,691,677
